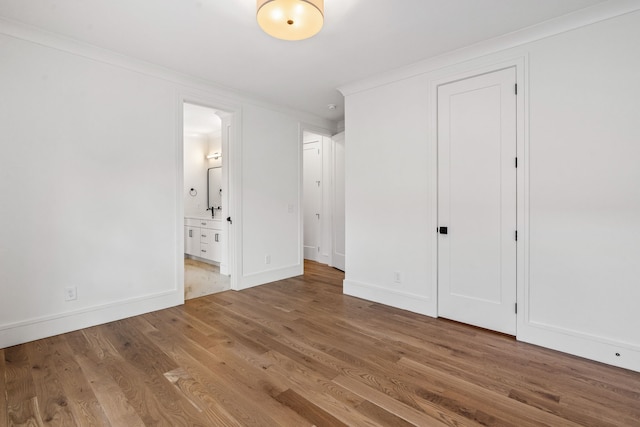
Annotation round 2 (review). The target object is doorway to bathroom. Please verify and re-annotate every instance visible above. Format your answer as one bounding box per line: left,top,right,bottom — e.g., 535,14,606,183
183,102,231,299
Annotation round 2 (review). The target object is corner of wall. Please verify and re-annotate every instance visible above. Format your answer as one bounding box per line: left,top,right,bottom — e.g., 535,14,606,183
343,279,436,318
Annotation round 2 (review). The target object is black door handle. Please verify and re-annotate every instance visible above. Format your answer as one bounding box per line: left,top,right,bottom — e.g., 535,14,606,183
439,226,448,234
226,217,232,224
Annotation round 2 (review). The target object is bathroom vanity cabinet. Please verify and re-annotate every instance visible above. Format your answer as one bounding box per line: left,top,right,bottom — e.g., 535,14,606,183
184,217,223,263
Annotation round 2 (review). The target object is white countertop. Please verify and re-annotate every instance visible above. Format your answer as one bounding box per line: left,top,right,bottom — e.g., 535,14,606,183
185,215,222,222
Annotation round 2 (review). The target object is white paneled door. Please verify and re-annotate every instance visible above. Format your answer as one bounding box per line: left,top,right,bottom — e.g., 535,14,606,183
437,67,517,335
303,141,322,261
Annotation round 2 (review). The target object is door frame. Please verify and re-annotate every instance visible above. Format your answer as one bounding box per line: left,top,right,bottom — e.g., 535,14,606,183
331,131,346,271
427,55,528,336
298,124,337,270
176,91,243,293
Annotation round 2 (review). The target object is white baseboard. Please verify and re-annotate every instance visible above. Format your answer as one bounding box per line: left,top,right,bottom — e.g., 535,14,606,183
342,279,640,372
236,264,303,290
0,291,183,349
518,321,640,373
343,279,436,317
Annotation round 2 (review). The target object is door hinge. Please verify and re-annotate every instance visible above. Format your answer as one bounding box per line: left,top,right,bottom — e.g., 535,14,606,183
515,230,518,241
515,303,518,314
515,83,518,95
515,157,518,168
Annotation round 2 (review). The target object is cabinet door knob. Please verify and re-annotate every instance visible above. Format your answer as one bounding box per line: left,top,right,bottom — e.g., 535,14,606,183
215,233,219,242
201,249,207,253
201,222,206,226
189,230,193,237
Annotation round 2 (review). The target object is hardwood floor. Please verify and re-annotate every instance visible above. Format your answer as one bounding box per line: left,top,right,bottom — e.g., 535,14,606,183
2,261,639,426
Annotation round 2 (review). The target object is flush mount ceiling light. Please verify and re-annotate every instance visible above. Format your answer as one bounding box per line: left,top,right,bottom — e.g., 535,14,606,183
257,0,324,41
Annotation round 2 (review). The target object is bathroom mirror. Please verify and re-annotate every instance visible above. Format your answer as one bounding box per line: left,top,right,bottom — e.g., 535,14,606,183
207,167,222,218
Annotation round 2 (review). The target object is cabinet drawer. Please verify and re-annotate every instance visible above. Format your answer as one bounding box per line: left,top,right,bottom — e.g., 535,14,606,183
185,218,214,228
199,243,214,261
200,230,214,245
199,219,215,229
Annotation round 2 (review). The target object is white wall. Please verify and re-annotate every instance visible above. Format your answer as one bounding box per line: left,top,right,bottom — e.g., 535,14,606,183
344,75,434,314
0,21,335,347
0,33,181,346
341,9,640,371
239,105,305,287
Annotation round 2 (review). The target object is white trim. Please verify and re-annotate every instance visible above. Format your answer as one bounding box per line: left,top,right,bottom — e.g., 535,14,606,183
0,16,336,132
427,55,528,333
519,321,640,372
299,123,338,269
175,89,186,306
330,131,345,271
344,280,435,317
338,1,640,97
0,291,181,348
298,124,306,268
219,119,232,276
177,91,243,291
527,320,640,351
236,264,303,291
424,54,640,372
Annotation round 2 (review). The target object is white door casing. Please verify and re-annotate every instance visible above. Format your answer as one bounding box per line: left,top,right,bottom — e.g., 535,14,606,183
332,132,346,271
437,67,517,335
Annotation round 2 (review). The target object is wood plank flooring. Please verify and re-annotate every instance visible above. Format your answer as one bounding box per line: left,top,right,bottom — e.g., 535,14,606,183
2,261,639,426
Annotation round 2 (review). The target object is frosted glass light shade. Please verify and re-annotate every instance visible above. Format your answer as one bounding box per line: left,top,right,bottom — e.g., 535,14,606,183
257,0,324,41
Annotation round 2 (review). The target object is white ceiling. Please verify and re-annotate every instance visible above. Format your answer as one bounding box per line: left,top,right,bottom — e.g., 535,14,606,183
0,0,607,122
183,103,221,136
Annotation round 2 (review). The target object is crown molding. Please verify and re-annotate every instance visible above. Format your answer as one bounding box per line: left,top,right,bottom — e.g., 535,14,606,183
0,16,336,131
338,0,640,96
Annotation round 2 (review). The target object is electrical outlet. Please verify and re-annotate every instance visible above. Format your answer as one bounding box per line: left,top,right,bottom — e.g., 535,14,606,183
265,254,271,265
393,271,401,283
64,286,77,301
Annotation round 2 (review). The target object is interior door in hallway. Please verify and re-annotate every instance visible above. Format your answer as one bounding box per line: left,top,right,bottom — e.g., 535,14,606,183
303,140,322,261
437,67,517,335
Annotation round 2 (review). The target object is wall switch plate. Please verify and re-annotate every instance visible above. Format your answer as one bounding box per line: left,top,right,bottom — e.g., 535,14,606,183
265,254,271,265
64,286,77,301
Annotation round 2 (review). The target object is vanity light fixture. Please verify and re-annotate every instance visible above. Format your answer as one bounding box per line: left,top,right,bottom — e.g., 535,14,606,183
206,152,222,160
257,0,324,41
